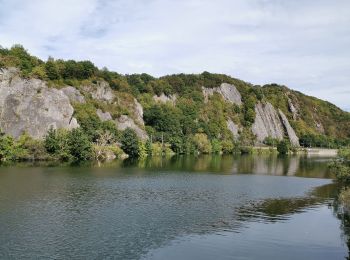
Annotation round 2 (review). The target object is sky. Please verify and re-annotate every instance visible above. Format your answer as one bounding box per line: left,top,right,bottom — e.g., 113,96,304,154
0,0,349,111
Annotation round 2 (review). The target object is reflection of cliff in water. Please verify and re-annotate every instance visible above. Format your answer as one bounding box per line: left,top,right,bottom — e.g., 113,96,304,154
119,154,334,179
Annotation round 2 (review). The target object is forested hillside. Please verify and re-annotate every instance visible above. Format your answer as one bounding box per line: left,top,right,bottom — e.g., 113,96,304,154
0,44,349,161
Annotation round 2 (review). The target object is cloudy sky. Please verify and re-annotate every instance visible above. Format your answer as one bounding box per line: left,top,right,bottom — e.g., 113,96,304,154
0,0,349,110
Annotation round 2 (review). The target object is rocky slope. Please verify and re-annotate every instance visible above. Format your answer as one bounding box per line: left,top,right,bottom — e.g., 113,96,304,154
0,68,79,138
1,46,349,148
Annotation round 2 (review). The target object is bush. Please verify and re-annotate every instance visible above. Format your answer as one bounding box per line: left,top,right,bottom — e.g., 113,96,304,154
193,133,212,154
277,140,289,155
121,128,140,158
211,139,222,154
67,128,93,162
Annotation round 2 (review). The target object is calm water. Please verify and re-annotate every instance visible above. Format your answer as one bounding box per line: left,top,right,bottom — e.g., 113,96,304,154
0,155,348,259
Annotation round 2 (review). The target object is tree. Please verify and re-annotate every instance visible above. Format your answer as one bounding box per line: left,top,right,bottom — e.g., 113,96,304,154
277,140,289,155
45,57,60,80
67,128,93,161
121,128,140,158
193,133,212,154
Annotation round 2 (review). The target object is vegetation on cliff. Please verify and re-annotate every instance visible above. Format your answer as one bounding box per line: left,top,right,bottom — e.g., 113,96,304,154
1,44,350,161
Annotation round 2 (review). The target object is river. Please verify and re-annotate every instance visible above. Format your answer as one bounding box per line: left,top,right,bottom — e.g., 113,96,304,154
0,154,348,259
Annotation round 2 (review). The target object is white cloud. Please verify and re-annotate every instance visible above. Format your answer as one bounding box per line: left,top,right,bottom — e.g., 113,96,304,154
0,0,349,110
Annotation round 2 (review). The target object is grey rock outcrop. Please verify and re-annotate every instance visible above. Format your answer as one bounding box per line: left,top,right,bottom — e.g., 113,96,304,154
252,101,300,146
153,93,177,105
278,109,300,147
96,109,112,122
115,115,148,140
227,119,240,139
83,81,114,103
252,102,285,142
133,99,145,126
202,83,242,105
61,86,85,103
287,97,298,120
0,68,79,139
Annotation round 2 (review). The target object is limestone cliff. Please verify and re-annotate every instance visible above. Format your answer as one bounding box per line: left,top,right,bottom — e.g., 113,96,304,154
202,83,242,105
153,93,177,105
252,101,299,146
115,115,148,140
0,68,79,139
278,109,299,147
252,102,284,142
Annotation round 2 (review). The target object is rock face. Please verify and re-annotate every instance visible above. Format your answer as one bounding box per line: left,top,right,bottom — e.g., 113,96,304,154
252,102,285,142
61,86,85,103
227,119,240,139
278,109,300,147
96,109,112,122
287,97,298,120
133,99,145,125
0,68,79,139
83,81,114,103
252,101,300,146
115,115,148,140
153,93,177,105
202,83,242,105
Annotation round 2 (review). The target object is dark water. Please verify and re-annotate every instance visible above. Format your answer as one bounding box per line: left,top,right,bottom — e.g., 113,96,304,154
0,155,348,259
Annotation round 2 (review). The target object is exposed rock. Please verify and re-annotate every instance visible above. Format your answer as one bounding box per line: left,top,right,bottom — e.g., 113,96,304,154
96,109,112,122
252,102,284,142
133,99,145,126
287,97,298,120
61,86,85,103
83,81,114,103
115,115,148,140
202,83,242,105
315,121,325,134
278,109,300,147
227,119,240,139
0,68,79,139
153,93,177,105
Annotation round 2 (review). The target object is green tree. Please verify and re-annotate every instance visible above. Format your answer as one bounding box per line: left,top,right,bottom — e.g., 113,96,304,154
277,140,289,155
67,128,93,161
193,133,212,154
45,57,60,80
121,128,140,158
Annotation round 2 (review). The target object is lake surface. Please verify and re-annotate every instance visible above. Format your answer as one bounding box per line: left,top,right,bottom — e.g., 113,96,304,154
0,155,349,259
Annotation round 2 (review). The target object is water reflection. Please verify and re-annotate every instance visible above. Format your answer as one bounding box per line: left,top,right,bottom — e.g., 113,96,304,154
117,154,335,179
0,155,346,259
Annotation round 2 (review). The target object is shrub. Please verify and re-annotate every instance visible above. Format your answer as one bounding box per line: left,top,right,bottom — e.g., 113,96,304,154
67,128,93,162
121,128,140,158
277,140,289,155
193,133,212,154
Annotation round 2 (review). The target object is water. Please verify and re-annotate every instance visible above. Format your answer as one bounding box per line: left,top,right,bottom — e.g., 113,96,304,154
0,155,348,259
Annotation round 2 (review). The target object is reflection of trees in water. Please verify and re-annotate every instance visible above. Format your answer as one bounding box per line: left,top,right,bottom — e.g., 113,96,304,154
236,182,350,258
124,154,333,178
237,183,337,222
332,186,350,259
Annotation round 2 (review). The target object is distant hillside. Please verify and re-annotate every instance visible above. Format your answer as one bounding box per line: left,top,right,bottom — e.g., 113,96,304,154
1,44,349,152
